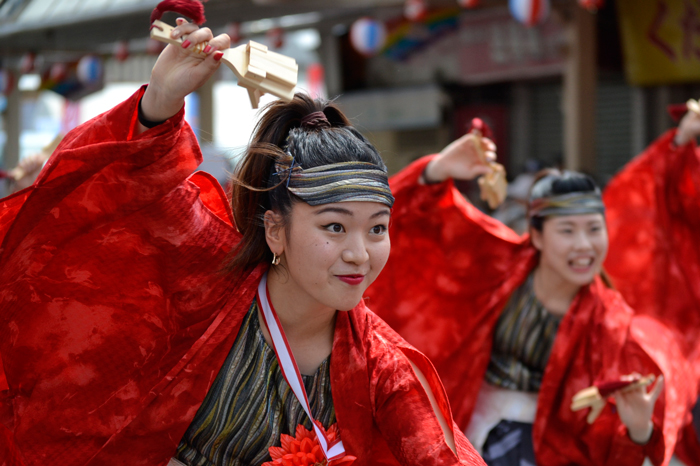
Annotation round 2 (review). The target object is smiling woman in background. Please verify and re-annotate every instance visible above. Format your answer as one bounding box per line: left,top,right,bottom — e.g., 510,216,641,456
365,131,695,466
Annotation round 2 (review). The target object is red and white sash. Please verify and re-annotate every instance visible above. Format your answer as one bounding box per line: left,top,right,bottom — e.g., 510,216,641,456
256,273,346,461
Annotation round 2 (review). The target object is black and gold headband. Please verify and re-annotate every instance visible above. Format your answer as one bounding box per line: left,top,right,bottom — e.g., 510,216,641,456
529,191,605,219
274,153,395,208
528,173,605,219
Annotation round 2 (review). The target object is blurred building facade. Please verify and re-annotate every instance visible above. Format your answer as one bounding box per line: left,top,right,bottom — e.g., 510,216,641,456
1,0,700,198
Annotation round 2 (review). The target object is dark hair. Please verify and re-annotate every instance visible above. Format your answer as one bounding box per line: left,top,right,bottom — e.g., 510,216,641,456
225,93,386,275
528,169,599,231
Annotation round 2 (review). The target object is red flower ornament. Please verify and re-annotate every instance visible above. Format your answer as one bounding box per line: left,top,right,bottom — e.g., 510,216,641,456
262,424,356,466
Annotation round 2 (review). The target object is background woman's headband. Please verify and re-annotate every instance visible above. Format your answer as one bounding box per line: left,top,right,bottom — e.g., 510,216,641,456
529,192,605,219
528,173,604,219
275,154,394,207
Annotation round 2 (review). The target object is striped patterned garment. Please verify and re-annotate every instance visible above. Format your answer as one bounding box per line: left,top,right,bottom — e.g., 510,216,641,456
176,300,335,466
484,273,563,392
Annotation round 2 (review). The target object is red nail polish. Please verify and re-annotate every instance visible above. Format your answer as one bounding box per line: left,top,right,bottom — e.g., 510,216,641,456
203,45,212,54
214,51,224,61
182,40,191,49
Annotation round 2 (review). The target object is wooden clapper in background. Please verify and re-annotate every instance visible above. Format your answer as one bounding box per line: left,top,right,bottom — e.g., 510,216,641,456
571,375,654,424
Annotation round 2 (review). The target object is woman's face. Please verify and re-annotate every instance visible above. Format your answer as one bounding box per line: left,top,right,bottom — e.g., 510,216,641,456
269,201,391,311
531,213,608,288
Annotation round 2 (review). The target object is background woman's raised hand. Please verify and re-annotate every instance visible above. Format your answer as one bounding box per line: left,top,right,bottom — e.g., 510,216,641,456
613,374,664,445
421,132,497,184
140,18,231,125
675,106,700,147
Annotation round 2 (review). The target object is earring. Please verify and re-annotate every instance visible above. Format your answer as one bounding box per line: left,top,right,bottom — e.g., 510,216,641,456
271,253,281,266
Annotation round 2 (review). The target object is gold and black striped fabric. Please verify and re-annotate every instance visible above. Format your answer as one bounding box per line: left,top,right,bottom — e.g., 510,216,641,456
175,300,335,466
274,153,395,208
484,273,563,392
528,191,605,219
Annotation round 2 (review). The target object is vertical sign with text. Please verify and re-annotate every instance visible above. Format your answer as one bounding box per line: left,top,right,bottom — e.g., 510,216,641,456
618,0,700,85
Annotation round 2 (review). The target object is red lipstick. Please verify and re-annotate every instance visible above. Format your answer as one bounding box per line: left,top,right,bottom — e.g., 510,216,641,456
337,275,365,285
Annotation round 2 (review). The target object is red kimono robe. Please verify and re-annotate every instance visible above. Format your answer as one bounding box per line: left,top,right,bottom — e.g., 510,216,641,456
604,130,700,464
0,88,485,466
365,156,695,466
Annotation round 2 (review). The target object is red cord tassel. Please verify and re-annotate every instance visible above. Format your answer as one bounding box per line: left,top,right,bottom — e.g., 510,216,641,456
668,103,689,122
595,377,641,397
469,117,494,140
150,0,206,25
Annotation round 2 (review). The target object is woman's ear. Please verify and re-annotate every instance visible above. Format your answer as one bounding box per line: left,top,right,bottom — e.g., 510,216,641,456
264,210,285,255
530,226,543,251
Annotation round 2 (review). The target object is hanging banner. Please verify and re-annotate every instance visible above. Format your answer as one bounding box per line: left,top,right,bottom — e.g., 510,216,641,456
380,7,566,81
617,0,700,85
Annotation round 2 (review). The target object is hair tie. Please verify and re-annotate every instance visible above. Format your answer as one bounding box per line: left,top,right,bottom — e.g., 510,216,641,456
301,111,330,130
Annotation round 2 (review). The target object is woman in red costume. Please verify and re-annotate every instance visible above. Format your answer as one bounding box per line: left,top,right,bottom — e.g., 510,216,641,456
0,18,485,466
603,107,700,465
365,129,696,465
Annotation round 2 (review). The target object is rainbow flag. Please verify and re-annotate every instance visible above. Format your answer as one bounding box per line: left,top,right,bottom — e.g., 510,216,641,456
382,8,461,61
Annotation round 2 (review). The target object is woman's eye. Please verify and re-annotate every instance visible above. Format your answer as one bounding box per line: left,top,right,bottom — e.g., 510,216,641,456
558,229,573,234
370,225,387,235
324,223,345,233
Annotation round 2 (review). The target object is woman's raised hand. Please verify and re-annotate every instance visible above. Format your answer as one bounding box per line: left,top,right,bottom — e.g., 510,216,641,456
613,374,664,445
421,133,497,184
675,107,700,146
140,18,231,125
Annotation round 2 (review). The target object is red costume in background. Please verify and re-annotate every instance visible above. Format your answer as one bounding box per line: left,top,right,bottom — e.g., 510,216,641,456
365,156,695,466
604,130,700,464
0,88,485,466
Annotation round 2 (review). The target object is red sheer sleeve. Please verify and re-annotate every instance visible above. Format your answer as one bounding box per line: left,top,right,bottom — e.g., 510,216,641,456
532,284,693,466
604,130,700,361
596,314,695,466
366,155,535,428
367,316,485,465
0,86,248,466
368,155,532,357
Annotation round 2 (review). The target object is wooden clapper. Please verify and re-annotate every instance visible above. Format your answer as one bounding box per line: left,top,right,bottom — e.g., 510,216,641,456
570,375,655,424
470,126,507,210
151,19,297,108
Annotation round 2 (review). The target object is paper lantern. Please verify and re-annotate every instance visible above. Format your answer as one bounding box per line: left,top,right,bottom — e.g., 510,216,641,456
578,0,604,11
20,52,36,74
349,17,387,57
267,27,284,49
76,55,103,86
307,62,325,99
458,0,480,8
227,22,242,44
405,0,428,22
0,69,15,96
509,0,550,26
114,41,130,62
146,38,166,56
49,63,67,83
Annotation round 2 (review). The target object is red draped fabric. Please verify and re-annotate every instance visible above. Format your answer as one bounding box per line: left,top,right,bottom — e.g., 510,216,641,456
0,88,484,466
365,156,695,466
604,130,700,371
604,130,700,465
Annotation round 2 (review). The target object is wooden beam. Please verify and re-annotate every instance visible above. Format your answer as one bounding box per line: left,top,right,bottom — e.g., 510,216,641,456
3,84,21,173
563,6,597,174
198,76,215,144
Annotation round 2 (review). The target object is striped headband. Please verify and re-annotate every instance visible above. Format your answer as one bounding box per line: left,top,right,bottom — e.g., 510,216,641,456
529,191,605,219
274,153,395,207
